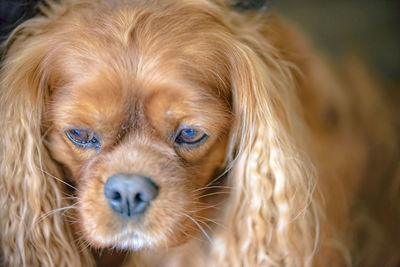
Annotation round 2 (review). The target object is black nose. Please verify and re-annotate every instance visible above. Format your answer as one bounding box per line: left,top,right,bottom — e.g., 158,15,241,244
104,173,159,217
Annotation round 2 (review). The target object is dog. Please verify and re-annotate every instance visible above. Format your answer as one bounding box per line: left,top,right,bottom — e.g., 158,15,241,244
1,0,399,266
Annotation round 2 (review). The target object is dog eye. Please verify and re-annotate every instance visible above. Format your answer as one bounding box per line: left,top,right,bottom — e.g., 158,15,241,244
65,127,100,150
175,128,208,147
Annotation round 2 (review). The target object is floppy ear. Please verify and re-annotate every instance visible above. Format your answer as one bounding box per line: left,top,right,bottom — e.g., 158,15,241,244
211,28,321,266
0,15,94,267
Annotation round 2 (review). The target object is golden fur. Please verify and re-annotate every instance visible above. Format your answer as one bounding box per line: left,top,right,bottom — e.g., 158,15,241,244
0,0,399,266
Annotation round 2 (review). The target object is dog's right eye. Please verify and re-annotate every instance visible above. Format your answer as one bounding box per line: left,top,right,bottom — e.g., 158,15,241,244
65,127,100,150
174,127,209,148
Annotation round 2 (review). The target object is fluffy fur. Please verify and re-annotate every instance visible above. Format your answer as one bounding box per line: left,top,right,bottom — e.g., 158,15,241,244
0,0,399,266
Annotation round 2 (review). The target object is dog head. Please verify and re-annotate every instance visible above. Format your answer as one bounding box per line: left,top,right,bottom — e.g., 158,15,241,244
42,1,235,249
0,0,316,265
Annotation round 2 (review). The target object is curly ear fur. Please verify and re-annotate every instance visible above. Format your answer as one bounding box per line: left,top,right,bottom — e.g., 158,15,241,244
209,12,400,266
0,5,94,266
209,15,323,266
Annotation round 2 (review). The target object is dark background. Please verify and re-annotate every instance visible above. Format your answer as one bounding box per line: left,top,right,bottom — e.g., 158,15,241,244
0,0,40,41
272,0,400,87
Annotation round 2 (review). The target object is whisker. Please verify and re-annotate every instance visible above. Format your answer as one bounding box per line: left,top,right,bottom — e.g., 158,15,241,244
40,168,79,192
193,218,214,234
183,214,211,243
41,125,55,142
62,195,79,202
36,205,77,223
191,185,232,194
62,212,79,221
174,226,203,244
198,191,231,199
64,218,79,224
188,202,225,213
202,165,232,189
75,234,93,254
193,215,225,229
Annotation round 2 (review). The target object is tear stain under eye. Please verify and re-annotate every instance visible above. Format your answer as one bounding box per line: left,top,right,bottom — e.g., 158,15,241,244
325,104,339,128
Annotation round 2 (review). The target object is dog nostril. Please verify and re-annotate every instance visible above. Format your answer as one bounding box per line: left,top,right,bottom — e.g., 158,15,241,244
134,193,143,203
104,173,159,217
111,191,122,201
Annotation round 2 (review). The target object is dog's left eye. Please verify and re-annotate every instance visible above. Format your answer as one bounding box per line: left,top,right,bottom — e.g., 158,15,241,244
175,127,208,147
65,127,100,150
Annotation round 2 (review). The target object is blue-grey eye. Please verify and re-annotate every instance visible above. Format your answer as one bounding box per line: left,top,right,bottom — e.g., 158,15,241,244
175,127,208,147
65,127,100,150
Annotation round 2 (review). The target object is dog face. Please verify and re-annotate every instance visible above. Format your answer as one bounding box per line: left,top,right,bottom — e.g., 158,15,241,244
44,2,233,249
2,0,342,265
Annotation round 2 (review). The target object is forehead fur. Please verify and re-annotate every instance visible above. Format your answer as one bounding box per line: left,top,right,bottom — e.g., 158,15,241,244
46,0,232,100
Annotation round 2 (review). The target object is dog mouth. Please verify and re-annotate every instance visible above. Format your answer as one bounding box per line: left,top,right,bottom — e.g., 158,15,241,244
80,209,193,251
79,207,169,250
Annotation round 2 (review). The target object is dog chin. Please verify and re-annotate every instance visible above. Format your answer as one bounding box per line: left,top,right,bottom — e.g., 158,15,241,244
87,230,156,251
114,235,152,251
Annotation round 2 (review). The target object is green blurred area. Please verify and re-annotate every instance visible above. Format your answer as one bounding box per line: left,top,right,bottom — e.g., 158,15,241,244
271,0,400,86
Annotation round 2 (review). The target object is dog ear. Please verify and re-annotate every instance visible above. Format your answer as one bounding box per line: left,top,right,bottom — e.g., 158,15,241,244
211,28,320,266
0,16,94,267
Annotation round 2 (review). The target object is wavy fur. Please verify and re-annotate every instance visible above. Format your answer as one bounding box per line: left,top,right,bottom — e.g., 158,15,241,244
1,0,399,266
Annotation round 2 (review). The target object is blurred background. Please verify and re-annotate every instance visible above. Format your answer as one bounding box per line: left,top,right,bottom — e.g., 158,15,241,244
271,0,400,87
1,0,399,86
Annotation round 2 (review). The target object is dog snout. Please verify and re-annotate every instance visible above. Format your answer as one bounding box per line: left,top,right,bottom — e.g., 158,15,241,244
104,173,159,217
